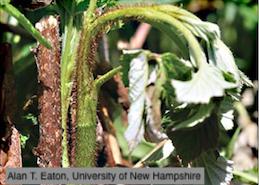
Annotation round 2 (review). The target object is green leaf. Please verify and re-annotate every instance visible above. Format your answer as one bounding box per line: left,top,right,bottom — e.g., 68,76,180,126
124,50,149,152
193,151,233,185
161,53,192,81
167,113,219,162
120,50,143,87
1,4,51,48
172,63,237,104
170,103,215,130
159,53,192,105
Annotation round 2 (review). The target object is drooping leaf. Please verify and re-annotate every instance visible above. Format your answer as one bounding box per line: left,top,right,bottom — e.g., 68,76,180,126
193,151,233,185
151,22,189,58
182,20,220,41
157,5,220,41
167,113,219,162
208,38,240,84
124,51,149,152
169,102,215,130
120,50,144,87
172,63,237,104
1,4,51,48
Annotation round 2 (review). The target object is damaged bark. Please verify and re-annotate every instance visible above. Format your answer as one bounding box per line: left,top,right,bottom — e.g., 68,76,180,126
33,16,62,167
0,43,22,184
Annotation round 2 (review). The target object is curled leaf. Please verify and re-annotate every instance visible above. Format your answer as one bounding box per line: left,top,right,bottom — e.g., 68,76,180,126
172,63,237,104
124,51,149,152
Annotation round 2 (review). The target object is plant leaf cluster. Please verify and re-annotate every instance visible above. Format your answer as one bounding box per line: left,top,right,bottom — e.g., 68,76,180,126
120,7,252,184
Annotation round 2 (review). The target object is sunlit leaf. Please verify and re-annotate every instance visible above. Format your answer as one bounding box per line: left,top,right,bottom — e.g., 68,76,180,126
172,63,237,104
120,50,144,87
193,151,233,185
124,51,149,152
208,38,240,84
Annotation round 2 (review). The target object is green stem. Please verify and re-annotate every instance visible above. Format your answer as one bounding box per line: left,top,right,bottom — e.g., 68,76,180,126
1,4,51,48
233,170,258,184
91,6,205,68
60,2,80,167
95,66,122,91
74,4,206,167
86,0,98,20
74,18,97,166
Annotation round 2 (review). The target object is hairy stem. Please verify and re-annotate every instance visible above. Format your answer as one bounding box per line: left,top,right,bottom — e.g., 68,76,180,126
74,4,206,167
92,6,205,67
95,66,122,91
60,2,80,167
74,18,97,167
86,0,98,20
